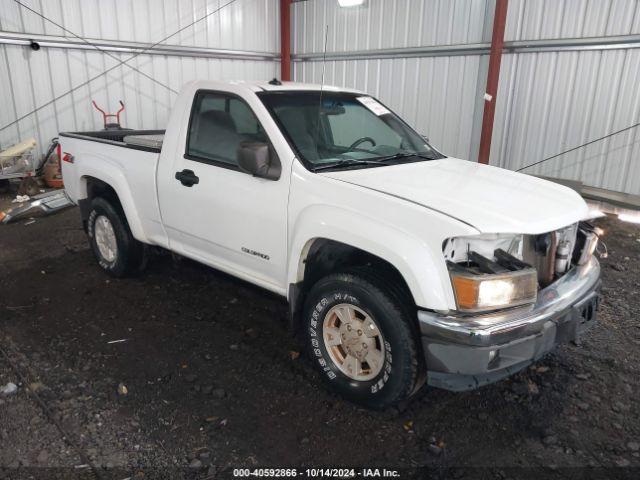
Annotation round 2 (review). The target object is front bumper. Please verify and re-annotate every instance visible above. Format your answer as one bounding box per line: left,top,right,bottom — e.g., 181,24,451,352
418,257,601,391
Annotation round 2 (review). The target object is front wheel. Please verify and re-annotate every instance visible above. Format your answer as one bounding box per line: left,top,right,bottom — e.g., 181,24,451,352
303,272,423,409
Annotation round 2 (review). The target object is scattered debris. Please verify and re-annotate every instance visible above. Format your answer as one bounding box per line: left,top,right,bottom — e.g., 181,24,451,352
117,383,128,396
244,328,258,339
403,420,413,432
288,350,300,360
5,305,34,311
107,338,129,345
1,138,37,180
12,195,30,203
18,177,40,196
428,444,442,456
575,373,591,380
28,382,44,393
427,437,445,456
1,190,73,224
36,449,49,464
0,382,18,396
189,458,203,469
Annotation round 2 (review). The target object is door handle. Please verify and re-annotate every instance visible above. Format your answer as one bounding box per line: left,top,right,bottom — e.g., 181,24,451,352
175,169,199,187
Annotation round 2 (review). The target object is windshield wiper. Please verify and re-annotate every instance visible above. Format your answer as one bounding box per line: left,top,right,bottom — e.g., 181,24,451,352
376,152,440,162
313,152,440,172
313,158,388,172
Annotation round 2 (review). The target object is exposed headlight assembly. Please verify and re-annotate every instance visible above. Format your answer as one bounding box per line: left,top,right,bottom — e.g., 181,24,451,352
444,233,538,313
449,265,538,313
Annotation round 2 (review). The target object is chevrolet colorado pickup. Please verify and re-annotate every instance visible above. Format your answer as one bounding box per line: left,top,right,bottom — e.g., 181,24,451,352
60,80,601,408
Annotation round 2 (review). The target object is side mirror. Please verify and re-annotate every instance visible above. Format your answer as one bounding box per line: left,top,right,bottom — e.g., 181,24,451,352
237,142,281,180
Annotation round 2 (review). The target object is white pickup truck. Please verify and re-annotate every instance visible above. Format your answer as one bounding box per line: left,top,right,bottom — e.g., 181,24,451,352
61,80,601,408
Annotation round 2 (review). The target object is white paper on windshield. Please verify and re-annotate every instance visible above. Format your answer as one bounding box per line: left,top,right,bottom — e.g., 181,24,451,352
356,96,391,116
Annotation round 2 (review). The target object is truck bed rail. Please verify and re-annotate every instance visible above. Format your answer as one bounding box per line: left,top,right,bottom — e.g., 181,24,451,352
59,129,166,153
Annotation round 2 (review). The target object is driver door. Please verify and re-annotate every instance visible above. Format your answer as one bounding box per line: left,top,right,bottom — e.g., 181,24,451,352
157,90,290,293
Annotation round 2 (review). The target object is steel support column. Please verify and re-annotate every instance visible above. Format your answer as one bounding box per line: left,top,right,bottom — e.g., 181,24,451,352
280,0,292,81
478,0,509,165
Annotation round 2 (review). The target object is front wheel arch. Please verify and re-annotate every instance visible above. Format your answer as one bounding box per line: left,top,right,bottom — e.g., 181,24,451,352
289,239,418,333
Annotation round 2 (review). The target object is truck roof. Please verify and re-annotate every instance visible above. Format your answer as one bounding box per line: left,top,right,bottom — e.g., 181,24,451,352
187,79,365,95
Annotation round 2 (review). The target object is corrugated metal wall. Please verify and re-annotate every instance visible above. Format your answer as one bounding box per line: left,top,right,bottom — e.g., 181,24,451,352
492,0,640,194
292,0,490,161
504,0,640,40
292,0,640,195
3,0,639,194
0,0,279,156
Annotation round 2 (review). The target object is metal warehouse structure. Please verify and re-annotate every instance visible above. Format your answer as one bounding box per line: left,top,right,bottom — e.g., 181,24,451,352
1,0,639,195
0,0,280,153
292,0,640,196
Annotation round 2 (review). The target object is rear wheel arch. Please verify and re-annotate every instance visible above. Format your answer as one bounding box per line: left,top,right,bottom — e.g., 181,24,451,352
80,176,121,216
79,176,145,242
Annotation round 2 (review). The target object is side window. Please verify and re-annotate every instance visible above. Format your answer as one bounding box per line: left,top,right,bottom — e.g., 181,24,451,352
229,99,260,135
187,92,266,166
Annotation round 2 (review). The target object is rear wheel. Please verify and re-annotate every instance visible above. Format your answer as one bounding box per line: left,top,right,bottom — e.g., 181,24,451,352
303,271,423,409
87,197,146,277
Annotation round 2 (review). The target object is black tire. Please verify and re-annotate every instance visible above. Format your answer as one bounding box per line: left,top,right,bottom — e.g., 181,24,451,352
303,271,423,409
86,196,146,277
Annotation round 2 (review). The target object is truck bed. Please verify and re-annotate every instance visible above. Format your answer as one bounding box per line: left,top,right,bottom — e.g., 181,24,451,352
59,129,166,153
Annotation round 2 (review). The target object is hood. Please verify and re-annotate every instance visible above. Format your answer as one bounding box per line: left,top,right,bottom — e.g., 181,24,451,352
321,158,589,234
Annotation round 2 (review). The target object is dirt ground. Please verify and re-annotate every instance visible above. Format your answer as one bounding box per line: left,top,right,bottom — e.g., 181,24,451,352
1,195,639,479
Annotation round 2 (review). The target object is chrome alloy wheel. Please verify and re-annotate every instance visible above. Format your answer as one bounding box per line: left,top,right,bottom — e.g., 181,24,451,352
322,303,385,381
94,215,118,263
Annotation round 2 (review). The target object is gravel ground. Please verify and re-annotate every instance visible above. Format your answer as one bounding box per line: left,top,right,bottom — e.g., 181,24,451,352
0,201,639,479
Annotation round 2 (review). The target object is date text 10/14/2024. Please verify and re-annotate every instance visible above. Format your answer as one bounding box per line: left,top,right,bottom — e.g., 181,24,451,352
232,468,401,478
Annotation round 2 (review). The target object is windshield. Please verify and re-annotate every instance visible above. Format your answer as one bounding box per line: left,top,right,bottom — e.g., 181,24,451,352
258,91,444,171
